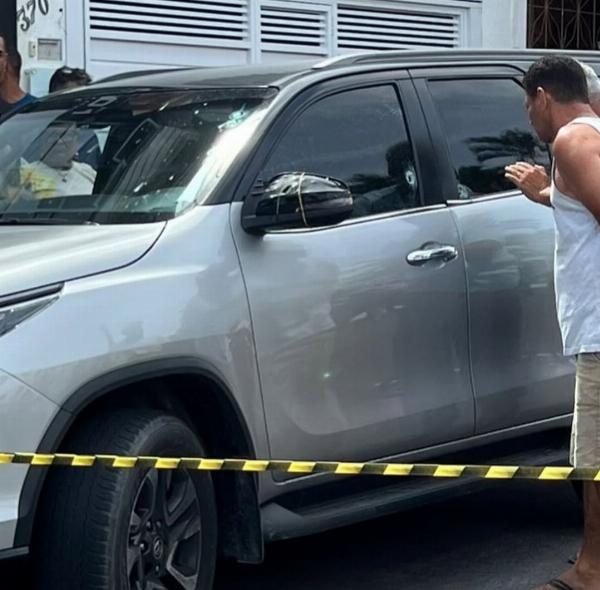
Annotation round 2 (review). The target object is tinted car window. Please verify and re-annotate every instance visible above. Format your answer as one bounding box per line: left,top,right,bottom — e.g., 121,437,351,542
263,85,420,219
428,78,550,198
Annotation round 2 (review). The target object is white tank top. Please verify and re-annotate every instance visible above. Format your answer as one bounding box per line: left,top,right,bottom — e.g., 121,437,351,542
551,116,600,356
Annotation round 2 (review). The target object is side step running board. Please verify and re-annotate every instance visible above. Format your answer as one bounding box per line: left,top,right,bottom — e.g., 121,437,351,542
261,433,570,542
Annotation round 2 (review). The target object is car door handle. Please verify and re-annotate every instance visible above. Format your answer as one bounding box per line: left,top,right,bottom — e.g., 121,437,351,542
406,244,458,266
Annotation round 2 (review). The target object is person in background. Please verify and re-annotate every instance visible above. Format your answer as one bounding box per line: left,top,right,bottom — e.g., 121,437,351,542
49,66,92,94
0,38,35,118
506,61,600,202
49,66,100,168
20,122,96,199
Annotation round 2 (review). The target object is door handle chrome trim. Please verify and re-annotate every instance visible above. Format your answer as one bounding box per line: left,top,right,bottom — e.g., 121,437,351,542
406,245,458,266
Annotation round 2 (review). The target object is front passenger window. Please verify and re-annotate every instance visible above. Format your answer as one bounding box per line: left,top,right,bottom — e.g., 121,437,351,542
262,85,420,219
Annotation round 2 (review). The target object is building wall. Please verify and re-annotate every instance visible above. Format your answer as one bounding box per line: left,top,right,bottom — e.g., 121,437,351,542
15,0,66,95
15,0,527,94
482,0,527,49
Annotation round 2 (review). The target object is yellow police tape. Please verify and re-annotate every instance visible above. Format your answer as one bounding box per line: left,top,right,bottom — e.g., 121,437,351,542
0,452,596,480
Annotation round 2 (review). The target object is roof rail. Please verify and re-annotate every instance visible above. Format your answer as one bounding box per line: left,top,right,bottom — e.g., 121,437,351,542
312,48,599,71
92,66,203,85
312,52,370,69
334,49,500,68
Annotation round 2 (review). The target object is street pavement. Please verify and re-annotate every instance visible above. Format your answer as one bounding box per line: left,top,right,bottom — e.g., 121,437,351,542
216,480,582,590
2,479,582,589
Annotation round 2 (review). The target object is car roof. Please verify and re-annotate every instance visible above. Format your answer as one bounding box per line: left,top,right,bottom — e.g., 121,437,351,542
91,48,600,91
91,62,317,90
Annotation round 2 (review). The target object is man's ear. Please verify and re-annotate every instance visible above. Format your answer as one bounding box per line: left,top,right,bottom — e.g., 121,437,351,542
537,87,550,110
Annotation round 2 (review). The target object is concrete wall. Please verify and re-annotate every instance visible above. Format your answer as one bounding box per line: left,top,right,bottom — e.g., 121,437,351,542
15,0,65,95
15,0,528,93
481,0,527,49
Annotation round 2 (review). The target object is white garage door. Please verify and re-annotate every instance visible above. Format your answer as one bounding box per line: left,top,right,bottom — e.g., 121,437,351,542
81,0,482,78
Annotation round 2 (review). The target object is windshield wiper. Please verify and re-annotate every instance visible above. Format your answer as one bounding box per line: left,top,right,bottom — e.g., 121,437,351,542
0,217,99,226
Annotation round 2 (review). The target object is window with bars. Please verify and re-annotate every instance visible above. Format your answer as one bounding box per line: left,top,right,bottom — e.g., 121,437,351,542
88,0,249,43
528,0,600,50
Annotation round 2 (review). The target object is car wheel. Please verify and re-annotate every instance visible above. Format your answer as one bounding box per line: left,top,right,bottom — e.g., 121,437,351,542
33,409,217,590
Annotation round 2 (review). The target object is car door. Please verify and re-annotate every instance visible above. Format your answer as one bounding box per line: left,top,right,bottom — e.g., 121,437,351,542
412,65,574,434
230,72,474,466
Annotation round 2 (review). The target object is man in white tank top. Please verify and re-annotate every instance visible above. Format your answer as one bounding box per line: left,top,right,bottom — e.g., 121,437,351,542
515,57,600,590
506,62,600,202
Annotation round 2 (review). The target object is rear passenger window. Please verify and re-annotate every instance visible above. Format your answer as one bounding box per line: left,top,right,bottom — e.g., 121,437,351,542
262,85,420,219
428,78,550,198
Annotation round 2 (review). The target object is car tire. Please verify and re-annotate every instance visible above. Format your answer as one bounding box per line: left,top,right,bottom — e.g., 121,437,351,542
33,409,218,590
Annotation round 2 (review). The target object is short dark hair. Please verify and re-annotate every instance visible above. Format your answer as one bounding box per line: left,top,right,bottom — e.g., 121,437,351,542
7,48,22,76
524,56,589,104
49,66,92,93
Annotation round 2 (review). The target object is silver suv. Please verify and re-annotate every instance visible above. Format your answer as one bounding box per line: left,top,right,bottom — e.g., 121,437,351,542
0,49,590,589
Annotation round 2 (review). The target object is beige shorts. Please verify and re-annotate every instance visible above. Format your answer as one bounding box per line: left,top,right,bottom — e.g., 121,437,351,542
571,353,600,467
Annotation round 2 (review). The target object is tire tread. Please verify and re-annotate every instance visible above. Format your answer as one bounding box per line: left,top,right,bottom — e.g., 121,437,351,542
33,409,216,590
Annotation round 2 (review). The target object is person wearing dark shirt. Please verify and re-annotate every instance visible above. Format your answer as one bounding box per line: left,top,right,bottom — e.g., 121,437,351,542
0,37,35,118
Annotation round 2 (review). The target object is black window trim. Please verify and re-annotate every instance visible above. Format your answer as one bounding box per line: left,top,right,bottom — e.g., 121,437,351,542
447,188,523,207
410,64,550,205
234,69,443,232
267,203,449,235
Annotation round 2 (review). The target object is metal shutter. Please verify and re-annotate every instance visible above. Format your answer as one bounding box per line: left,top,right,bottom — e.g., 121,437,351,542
260,1,330,54
89,0,249,42
336,3,461,50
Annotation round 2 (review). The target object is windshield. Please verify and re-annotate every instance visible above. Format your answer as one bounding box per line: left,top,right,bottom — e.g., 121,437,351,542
0,88,275,224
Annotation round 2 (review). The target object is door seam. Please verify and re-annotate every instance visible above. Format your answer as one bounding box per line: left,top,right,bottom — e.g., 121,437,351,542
449,207,477,436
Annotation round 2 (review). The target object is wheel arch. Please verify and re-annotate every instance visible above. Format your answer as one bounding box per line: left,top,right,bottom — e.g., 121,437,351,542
15,357,264,563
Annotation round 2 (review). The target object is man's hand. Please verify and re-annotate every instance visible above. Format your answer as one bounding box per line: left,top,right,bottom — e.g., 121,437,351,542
505,162,552,206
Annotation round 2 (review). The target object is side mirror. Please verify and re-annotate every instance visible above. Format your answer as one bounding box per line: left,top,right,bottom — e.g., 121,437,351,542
242,172,353,233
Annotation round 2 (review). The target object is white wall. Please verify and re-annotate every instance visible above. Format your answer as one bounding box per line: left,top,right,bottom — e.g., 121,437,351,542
481,0,527,49
16,0,66,95
80,0,489,79
17,0,527,89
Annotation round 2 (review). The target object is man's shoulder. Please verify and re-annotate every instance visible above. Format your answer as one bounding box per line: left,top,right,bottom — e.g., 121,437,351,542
555,121,600,157
72,161,97,181
18,93,36,105
21,160,51,174
0,94,36,119
20,161,58,198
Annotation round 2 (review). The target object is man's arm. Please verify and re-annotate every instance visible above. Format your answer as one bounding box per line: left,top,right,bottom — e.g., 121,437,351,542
553,125,600,225
505,162,552,207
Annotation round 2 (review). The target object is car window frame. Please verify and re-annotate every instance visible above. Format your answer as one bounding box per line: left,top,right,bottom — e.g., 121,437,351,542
235,69,445,232
410,64,547,205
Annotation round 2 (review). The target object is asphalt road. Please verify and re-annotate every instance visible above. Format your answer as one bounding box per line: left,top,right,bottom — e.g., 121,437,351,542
1,479,582,590
216,480,582,590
